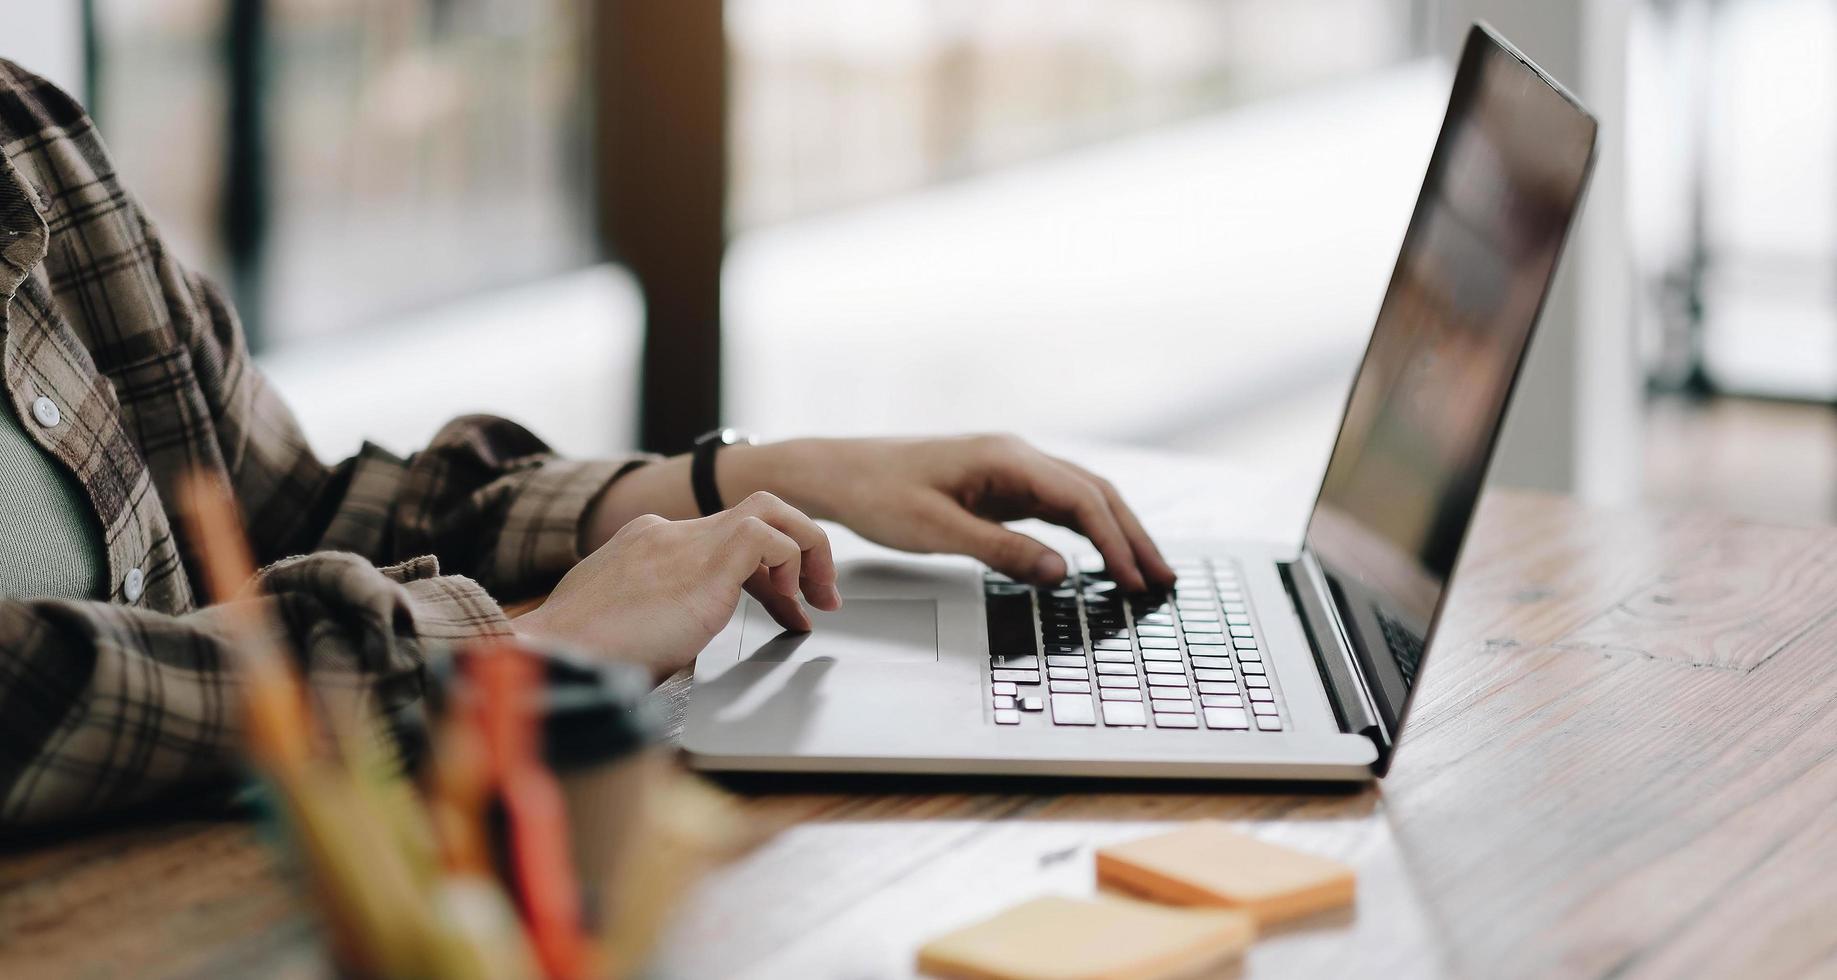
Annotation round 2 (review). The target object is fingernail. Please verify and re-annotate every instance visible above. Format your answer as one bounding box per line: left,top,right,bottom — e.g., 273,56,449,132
1031,553,1063,583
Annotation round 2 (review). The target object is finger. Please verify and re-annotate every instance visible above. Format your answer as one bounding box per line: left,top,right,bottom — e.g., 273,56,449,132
723,515,803,596
917,493,1067,585
733,491,842,611
1054,460,1175,586
1025,461,1147,591
744,566,812,632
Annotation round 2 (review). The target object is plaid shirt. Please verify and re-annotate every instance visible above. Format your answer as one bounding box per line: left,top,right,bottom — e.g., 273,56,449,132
0,62,647,827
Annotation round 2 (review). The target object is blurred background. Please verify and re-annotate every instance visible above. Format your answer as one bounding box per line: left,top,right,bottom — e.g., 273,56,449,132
7,0,1833,537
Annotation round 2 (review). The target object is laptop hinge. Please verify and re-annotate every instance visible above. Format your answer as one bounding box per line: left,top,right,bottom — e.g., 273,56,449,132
1281,552,1390,763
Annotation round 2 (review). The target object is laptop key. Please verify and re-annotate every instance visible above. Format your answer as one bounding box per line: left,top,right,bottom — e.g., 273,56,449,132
1095,663,1138,676
1200,693,1244,708
1100,688,1144,701
1203,707,1250,730
1155,714,1199,729
1138,636,1180,650
1233,637,1259,650
1092,638,1133,651
1144,661,1185,675
1097,675,1140,689
1020,696,1045,712
1245,676,1271,689
1094,649,1134,664
1189,656,1234,670
985,587,1036,650
1256,715,1283,731
992,669,1041,684
1185,635,1227,646
1226,613,1251,625
991,682,1017,697
1136,625,1178,638
1051,694,1097,726
990,654,1040,669
1102,702,1148,727
1240,662,1266,675
994,709,1021,725
1182,622,1224,634
1197,682,1239,695
1046,655,1088,668
1251,701,1278,716
1193,668,1235,682
1151,699,1195,714
1141,648,1182,662
1229,624,1256,637
1050,679,1092,694
1049,666,1088,681
994,695,1017,710
1235,648,1262,662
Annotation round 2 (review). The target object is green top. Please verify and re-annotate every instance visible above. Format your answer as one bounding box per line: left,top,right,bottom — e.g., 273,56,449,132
0,397,105,600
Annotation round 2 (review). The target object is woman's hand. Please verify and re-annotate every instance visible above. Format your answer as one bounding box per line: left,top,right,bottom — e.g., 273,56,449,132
728,435,1176,591
516,491,840,680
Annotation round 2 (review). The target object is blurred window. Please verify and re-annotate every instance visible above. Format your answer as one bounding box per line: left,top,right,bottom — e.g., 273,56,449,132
727,0,1421,229
92,0,1419,348
1630,0,1837,399
94,0,594,348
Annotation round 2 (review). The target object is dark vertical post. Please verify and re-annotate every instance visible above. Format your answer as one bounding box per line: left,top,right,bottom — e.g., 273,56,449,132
222,0,269,350
593,0,727,453
79,0,101,117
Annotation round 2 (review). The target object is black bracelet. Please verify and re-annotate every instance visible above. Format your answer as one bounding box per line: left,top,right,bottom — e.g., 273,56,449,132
691,427,752,516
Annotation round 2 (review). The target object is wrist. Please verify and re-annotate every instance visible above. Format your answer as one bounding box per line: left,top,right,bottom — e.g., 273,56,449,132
581,454,693,552
717,439,829,519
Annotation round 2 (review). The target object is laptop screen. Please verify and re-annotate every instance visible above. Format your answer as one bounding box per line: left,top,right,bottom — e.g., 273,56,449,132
1303,26,1596,736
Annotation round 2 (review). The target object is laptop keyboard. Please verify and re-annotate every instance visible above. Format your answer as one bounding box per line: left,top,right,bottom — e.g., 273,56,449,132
984,559,1283,731
1375,607,1427,688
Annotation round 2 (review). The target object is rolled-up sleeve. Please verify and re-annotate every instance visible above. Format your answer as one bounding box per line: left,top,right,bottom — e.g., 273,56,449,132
0,552,511,827
171,269,655,604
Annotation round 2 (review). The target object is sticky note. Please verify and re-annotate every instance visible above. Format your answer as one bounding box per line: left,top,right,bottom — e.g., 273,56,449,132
916,894,1253,980
1095,822,1355,925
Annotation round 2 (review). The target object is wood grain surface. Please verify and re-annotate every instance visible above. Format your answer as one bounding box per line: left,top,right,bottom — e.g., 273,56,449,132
5,487,1836,979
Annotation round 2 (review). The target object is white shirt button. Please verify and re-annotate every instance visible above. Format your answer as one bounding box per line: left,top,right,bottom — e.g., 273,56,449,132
123,567,145,602
31,395,60,428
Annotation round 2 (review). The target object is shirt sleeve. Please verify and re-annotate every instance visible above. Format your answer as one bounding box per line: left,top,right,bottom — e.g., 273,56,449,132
0,62,659,829
173,269,656,604
0,553,508,826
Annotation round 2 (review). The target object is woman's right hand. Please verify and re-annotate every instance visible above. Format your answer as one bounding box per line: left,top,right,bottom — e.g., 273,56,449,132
513,491,842,681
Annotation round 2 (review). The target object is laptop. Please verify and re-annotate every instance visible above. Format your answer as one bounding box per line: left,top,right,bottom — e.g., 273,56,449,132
684,24,1598,782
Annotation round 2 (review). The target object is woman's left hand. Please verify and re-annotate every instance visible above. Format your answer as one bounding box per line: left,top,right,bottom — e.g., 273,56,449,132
726,435,1177,591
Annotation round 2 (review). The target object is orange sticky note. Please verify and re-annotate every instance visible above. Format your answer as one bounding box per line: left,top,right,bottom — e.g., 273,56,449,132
1096,822,1355,925
916,894,1253,980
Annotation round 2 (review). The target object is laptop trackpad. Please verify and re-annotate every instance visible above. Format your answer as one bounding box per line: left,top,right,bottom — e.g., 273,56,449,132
738,598,939,664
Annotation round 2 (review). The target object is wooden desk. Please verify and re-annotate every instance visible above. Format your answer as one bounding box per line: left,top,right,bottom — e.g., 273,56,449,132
6,488,1837,979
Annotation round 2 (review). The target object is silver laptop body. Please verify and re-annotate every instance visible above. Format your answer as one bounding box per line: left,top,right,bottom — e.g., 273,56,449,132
684,25,1597,783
